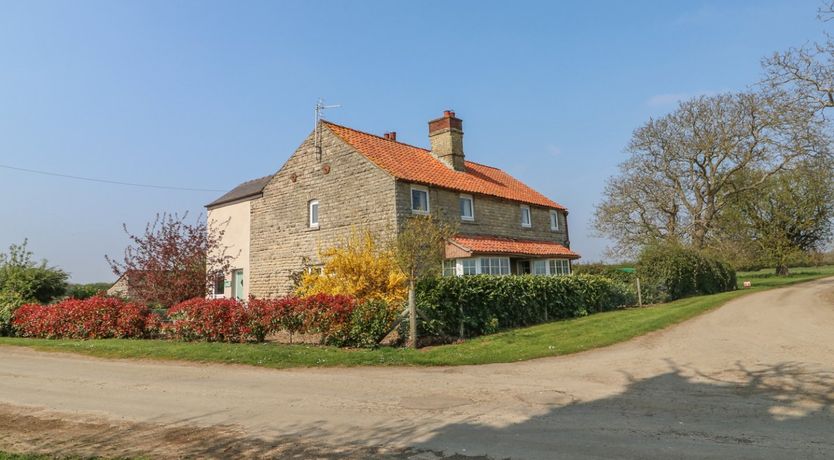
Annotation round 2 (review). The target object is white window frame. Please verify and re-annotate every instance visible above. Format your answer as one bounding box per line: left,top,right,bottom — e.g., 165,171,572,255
308,199,320,228
530,258,571,276
410,185,430,215
532,260,548,275
459,194,474,221
460,258,478,275
447,257,511,276
550,210,560,231
442,260,456,277
480,257,511,275
550,259,571,276
520,205,532,228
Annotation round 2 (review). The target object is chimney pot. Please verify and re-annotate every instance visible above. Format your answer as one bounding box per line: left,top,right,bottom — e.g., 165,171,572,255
389,131,396,141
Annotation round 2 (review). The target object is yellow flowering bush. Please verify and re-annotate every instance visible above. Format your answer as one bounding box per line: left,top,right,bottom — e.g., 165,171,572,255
297,229,408,304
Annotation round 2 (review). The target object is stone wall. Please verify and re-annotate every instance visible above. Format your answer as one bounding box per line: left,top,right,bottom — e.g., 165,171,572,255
394,181,569,245
249,125,399,297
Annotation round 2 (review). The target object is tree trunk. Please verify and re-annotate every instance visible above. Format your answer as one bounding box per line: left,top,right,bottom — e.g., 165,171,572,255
408,278,417,349
776,264,790,276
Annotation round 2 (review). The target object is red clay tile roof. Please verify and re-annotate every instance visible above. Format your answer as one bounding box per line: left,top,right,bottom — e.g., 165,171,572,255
451,235,580,259
323,121,565,209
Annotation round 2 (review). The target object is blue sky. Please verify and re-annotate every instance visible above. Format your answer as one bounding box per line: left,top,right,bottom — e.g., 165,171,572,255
0,0,827,283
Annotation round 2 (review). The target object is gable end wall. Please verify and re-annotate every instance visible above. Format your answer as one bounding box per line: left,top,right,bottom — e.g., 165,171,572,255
249,127,398,297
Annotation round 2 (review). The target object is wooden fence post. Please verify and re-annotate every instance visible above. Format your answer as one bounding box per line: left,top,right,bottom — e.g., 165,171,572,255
636,277,643,307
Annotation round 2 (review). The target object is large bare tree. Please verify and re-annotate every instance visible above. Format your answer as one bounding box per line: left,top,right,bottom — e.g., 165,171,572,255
594,92,828,256
763,1,834,114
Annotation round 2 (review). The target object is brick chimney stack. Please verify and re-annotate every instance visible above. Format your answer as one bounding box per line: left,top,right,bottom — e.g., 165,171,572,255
428,110,465,171
383,131,397,141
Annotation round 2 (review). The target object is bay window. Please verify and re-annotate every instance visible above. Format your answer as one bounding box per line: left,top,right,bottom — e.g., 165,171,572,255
461,258,478,275
549,259,571,276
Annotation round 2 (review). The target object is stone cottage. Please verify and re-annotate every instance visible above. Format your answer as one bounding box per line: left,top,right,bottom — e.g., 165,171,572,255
206,110,579,299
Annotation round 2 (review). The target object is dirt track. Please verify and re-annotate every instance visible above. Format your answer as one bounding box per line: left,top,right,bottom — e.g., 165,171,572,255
2,279,834,459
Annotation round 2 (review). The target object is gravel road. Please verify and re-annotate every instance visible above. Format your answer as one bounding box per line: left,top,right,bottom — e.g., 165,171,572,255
2,278,833,459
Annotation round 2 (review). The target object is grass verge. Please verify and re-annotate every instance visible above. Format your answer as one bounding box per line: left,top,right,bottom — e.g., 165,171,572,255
1,266,832,368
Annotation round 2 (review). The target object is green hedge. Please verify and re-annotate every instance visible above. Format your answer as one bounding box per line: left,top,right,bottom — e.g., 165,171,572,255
415,274,635,338
637,244,736,302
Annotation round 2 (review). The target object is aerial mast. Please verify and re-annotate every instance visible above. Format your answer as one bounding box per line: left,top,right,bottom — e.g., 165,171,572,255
314,98,341,162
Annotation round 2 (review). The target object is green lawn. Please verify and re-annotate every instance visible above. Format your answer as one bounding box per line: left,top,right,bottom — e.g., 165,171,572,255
1,266,832,368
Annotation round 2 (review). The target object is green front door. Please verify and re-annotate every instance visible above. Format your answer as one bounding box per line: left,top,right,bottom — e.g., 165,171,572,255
232,269,244,301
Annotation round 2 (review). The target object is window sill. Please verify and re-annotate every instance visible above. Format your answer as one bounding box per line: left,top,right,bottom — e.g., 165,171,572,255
306,226,320,232
411,210,430,215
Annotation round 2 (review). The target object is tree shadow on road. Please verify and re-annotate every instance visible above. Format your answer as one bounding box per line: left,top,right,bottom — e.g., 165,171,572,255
412,360,834,459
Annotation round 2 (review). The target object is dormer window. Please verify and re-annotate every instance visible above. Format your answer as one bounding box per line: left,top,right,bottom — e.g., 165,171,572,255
520,205,532,228
411,185,430,214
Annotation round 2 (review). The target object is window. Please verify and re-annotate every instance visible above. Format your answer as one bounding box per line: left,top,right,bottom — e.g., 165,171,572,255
305,265,324,275
308,200,319,228
213,276,225,297
461,258,478,275
459,194,474,221
549,259,571,276
481,257,510,275
520,205,532,227
529,258,571,276
411,185,429,214
442,260,456,277
550,210,560,231
447,257,511,276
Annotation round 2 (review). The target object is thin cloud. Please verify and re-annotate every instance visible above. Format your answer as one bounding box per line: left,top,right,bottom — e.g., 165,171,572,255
645,90,720,108
646,93,691,107
546,144,562,157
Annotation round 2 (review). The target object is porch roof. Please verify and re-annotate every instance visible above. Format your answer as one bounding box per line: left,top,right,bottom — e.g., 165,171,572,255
447,235,580,260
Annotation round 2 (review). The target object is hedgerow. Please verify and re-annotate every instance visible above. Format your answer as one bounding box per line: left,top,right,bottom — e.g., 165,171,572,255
164,294,398,346
12,295,159,339
637,244,736,302
415,274,635,338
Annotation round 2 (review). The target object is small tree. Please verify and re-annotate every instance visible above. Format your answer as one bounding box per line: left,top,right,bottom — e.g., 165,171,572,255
106,212,232,308
0,240,68,335
297,228,408,303
394,215,457,348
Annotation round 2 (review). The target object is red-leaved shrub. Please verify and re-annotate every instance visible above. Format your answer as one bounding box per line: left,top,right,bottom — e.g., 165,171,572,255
166,294,357,344
12,296,160,339
166,297,250,342
296,294,356,345
13,293,378,347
